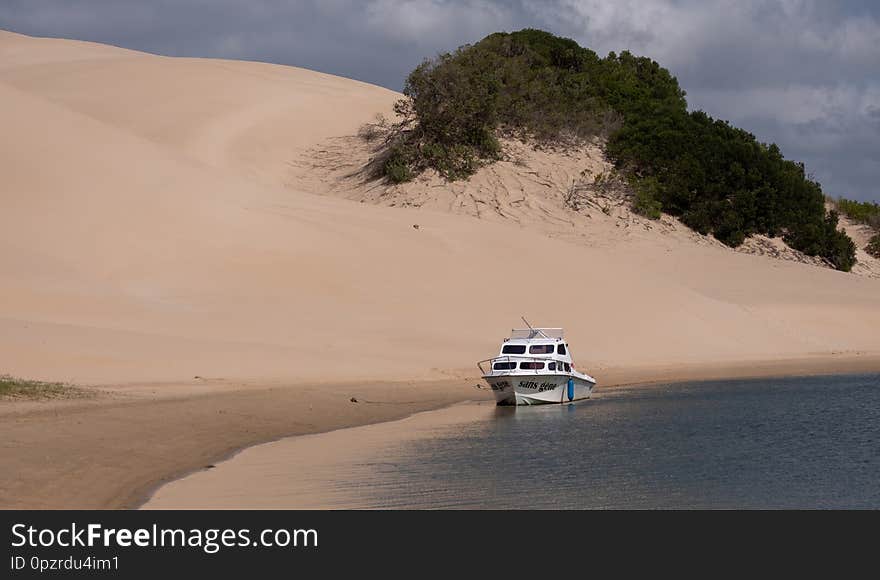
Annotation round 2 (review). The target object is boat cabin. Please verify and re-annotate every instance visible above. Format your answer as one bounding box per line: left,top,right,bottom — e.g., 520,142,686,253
486,328,575,374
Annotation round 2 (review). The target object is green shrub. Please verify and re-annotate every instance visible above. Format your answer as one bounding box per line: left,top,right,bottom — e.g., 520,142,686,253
385,162,412,184
383,148,415,183
837,197,880,264
383,28,857,270
784,210,856,271
714,208,746,247
383,29,625,183
826,229,857,272
632,177,662,219
836,198,880,226
0,375,79,399
867,232,880,259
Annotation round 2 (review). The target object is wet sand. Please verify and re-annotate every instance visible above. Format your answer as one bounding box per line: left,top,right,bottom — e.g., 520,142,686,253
144,402,498,510
0,378,478,509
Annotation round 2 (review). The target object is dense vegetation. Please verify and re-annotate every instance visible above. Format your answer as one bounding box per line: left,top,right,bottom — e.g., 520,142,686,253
379,29,857,271
836,197,880,259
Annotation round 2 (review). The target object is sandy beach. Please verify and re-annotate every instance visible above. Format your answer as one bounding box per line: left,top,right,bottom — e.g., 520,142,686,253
2,30,880,509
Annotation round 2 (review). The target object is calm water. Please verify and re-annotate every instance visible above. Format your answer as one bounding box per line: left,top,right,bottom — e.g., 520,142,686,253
358,374,880,509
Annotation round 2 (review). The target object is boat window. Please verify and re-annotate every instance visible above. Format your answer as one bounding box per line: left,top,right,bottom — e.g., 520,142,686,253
529,344,554,354
502,344,526,354
493,361,517,370
548,361,557,371
520,362,545,370
563,362,571,372
557,344,567,355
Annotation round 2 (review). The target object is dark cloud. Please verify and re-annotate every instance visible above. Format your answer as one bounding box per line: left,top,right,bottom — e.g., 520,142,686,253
1,1,877,201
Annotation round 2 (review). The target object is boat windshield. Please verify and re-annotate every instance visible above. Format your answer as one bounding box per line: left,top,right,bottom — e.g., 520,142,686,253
501,344,526,354
529,344,554,354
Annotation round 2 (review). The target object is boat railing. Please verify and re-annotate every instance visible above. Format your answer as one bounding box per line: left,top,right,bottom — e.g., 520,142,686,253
477,355,567,375
506,328,564,340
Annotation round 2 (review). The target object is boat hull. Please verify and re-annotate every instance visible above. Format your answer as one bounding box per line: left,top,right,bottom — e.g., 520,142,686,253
483,374,595,406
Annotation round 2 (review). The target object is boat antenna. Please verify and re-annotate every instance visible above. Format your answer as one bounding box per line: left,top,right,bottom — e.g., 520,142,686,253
521,316,544,338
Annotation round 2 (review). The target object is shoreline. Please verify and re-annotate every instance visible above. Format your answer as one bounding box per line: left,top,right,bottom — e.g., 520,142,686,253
145,371,880,511
144,401,499,510
3,354,880,509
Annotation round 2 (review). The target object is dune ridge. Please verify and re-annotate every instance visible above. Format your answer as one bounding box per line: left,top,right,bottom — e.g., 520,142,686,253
2,29,880,388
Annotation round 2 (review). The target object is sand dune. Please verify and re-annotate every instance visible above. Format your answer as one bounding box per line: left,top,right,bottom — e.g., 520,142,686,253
296,126,880,275
2,29,880,388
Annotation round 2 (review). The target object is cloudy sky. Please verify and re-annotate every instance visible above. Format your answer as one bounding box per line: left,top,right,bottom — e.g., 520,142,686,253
2,1,878,202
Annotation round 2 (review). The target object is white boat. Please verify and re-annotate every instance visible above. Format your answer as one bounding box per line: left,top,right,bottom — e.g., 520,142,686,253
477,325,596,406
